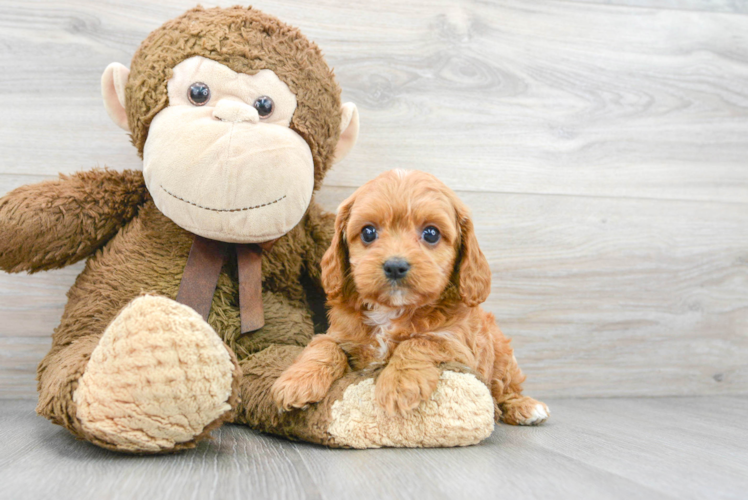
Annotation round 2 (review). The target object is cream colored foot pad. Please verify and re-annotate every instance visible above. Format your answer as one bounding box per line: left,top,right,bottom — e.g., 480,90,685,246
328,371,495,448
73,295,235,452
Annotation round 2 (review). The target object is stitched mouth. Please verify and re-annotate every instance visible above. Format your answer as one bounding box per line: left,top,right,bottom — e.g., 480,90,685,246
160,185,286,213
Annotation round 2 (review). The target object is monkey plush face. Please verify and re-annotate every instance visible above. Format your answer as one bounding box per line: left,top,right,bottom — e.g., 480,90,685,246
100,6,359,243
142,56,314,242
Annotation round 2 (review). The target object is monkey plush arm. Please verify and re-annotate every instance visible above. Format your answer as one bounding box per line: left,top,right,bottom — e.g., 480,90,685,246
0,168,148,273
302,200,336,289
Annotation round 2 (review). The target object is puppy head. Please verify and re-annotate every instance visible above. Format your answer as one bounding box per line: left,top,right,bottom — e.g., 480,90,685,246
321,169,491,309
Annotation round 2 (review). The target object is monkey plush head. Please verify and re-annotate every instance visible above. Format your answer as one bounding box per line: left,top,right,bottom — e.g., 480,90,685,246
101,6,359,243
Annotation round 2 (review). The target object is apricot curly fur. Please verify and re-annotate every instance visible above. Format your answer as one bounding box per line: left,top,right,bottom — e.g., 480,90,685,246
276,170,549,424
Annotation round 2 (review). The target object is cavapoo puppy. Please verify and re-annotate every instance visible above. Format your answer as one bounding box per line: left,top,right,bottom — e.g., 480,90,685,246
271,170,549,425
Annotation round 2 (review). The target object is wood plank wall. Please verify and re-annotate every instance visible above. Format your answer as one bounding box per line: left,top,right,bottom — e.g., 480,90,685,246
1,0,746,399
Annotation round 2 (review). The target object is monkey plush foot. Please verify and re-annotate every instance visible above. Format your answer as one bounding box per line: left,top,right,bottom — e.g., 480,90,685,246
73,295,241,453
327,371,495,448
238,346,495,449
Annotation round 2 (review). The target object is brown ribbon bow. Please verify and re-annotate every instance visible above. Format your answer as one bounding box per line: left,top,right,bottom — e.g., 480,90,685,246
176,235,275,334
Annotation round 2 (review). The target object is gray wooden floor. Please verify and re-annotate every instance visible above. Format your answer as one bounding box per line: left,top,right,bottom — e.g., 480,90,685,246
1,397,746,500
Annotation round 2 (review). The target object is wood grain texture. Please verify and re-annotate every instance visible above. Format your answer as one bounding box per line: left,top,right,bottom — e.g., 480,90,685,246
0,0,747,399
2,0,748,202
561,0,748,14
1,397,747,499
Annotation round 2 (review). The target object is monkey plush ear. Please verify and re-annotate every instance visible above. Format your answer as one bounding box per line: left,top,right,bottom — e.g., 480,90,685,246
101,62,130,131
333,102,359,164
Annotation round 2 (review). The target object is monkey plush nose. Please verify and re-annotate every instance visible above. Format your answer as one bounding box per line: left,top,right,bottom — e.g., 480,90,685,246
383,258,410,281
213,99,260,124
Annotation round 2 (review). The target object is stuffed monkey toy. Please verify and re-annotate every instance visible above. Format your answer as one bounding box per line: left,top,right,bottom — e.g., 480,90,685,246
0,6,495,453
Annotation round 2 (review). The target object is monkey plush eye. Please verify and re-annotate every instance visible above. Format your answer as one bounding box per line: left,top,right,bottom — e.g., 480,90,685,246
361,225,378,244
188,82,210,106
422,226,441,244
253,96,274,118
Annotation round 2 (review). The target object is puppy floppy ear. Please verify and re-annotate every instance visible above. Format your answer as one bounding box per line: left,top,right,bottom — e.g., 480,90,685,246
321,193,356,301
453,205,492,307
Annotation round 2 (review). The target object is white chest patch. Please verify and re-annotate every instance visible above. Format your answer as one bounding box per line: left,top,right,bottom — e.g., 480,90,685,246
363,306,404,360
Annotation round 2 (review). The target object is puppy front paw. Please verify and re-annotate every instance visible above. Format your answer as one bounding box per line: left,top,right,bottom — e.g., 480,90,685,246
375,365,440,417
271,365,335,412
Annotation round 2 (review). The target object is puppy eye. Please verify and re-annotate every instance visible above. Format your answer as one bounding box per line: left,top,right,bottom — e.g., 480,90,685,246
361,225,378,244
422,226,441,244
253,96,274,118
188,82,210,106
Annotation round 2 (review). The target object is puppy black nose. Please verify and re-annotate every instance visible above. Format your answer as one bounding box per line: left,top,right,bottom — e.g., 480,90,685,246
383,258,410,280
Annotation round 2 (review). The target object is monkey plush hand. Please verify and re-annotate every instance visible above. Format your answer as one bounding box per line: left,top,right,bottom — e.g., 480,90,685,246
0,6,494,453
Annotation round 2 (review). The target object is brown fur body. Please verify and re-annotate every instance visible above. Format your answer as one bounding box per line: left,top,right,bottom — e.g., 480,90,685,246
0,168,336,447
272,171,549,425
0,6,367,452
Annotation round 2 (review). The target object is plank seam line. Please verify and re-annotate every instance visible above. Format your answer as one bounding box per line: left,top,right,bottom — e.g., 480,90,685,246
325,183,748,207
